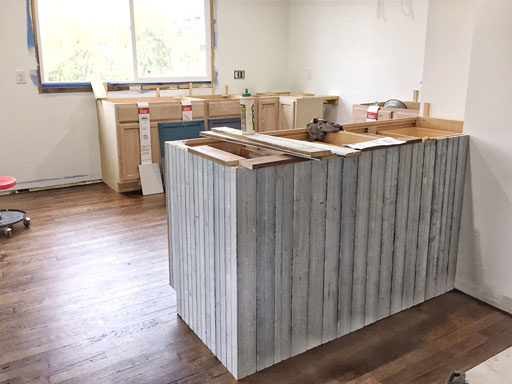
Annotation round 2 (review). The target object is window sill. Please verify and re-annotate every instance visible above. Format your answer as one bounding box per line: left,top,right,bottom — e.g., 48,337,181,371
39,81,214,94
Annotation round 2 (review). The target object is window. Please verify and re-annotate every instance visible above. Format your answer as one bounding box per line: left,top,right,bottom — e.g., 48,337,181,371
33,0,212,86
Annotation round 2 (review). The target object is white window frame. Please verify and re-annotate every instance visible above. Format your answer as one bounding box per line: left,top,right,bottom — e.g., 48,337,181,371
33,0,213,85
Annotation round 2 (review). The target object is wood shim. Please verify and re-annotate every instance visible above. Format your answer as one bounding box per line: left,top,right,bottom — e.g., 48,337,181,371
188,145,245,166
211,127,331,158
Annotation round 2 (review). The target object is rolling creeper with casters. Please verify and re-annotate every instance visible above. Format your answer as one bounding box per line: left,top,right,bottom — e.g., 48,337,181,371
0,176,31,238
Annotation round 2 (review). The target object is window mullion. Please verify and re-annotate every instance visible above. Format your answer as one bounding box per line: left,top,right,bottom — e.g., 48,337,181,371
128,0,139,82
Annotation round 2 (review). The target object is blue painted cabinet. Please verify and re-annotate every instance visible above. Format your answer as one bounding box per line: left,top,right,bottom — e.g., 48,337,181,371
158,120,205,159
208,117,242,130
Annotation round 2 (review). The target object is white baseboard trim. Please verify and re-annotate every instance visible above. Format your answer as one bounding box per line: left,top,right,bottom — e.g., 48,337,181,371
456,280,512,315
0,176,102,195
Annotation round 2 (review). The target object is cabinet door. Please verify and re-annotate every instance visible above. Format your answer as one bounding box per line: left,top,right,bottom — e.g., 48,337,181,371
279,97,296,130
208,117,242,130
157,120,205,158
118,123,160,183
256,97,279,132
295,97,324,128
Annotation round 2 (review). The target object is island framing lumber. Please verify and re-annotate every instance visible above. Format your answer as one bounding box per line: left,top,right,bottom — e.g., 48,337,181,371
165,123,468,379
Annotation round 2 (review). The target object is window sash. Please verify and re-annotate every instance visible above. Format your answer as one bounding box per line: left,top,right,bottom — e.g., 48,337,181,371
33,0,213,85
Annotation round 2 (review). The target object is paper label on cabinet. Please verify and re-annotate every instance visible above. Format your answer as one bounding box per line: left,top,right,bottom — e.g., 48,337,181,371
181,101,193,121
367,105,380,121
137,102,152,165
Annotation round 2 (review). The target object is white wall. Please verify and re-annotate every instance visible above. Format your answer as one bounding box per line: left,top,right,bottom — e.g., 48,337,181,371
420,0,475,120
286,0,428,123
454,0,512,314
0,0,290,190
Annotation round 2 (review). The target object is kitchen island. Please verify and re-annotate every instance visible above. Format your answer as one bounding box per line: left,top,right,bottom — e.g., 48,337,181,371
164,118,468,379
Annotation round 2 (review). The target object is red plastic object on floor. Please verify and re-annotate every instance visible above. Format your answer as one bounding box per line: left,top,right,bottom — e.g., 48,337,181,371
0,176,16,190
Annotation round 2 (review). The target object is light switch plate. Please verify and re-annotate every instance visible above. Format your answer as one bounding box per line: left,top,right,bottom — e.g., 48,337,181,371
234,70,245,80
306,68,313,80
16,70,28,84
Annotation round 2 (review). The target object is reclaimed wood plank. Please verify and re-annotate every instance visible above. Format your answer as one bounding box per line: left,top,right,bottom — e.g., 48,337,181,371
256,167,277,371
378,146,399,320
228,167,238,376
239,155,300,170
218,162,226,365
338,157,358,336
213,162,221,358
351,151,372,331
365,149,386,326
426,139,448,300
414,140,436,305
437,137,458,295
323,158,343,342
390,144,412,314
236,168,257,378
307,160,328,348
291,161,312,355
277,164,294,361
402,142,425,309
224,165,232,372
206,158,216,353
447,136,469,289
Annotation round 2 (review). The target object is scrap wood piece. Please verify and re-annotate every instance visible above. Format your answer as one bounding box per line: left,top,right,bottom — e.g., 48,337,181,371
200,131,319,160
187,145,246,166
211,127,331,158
239,154,302,170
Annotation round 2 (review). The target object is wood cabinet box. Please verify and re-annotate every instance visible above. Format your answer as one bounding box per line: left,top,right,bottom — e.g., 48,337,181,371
97,97,206,192
279,96,324,130
352,101,420,123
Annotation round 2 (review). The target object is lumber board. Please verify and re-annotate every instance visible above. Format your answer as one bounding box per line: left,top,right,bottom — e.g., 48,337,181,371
239,155,300,170
188,145,245,166
211,127,331,158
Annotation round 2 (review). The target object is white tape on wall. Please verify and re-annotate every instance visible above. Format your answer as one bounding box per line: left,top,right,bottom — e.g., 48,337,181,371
137,102,152,165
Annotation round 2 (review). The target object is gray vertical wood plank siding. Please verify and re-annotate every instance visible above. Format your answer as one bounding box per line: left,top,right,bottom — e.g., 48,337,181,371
402,142,425,309
236,168,257,378
378,146,399,320
437,138,458,295
308,160,328,348
390,144,412,314
291,161,312,355
338,157,358,337
447,136,469,289
323,158,343,342
278,164,294,361
224,165,232,372
435,139,454,297
414,140,436,305
365,149,386,326
166,133,469,380
351,151,372,331
256,167,277,371
206,158,216,353
426,139,448,300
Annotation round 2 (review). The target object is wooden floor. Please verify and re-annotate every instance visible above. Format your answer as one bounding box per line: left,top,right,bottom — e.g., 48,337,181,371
0,183,511,384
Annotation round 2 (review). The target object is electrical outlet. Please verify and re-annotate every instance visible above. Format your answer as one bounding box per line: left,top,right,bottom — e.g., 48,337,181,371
16,70,28,84
306,68,313,80
234,70,245,80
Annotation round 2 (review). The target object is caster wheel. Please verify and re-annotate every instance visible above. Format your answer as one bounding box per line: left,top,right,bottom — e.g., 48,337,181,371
23,217,31,227
3,228,12,238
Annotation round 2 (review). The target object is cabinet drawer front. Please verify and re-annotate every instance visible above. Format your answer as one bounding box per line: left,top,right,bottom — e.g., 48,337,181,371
208,100,240,117
208,117,242,130
117,102,182,123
